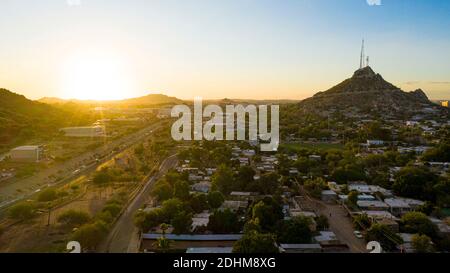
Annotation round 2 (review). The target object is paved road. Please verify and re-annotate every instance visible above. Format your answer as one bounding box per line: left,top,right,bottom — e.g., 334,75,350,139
100,154,178,253
299,186,367,253
0,122,162,211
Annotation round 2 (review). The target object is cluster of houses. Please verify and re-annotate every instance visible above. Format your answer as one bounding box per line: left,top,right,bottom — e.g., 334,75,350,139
320,181,450,252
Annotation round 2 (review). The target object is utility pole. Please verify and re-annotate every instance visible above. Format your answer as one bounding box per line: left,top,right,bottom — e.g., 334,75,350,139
47,207,51,226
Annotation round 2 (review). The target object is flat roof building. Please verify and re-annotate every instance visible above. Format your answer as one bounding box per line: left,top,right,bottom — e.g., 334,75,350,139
60,126,106,137
10,146,41,162
357,200,389,211
141,234,242,252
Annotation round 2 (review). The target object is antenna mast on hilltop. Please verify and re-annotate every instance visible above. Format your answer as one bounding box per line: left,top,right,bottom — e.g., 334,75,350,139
360,39,365,69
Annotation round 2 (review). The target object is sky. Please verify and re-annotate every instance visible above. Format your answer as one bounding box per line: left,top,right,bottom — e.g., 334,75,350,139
0,0,449,101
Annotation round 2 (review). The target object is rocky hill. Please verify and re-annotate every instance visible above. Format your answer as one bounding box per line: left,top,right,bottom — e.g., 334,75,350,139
298,66,444,118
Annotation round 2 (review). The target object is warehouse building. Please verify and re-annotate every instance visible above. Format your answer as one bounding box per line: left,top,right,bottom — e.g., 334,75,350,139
60,126,106,137
10,146,41,162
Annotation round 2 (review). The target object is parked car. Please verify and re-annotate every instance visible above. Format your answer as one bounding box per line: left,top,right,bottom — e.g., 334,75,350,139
354,230,363,239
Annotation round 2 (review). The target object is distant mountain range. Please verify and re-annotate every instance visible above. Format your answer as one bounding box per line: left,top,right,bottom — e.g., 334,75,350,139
39,94,183,106
298,66,447,118
0,89,69,149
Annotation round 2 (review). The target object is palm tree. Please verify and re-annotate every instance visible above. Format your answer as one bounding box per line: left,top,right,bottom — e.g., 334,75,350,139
153,223,171,253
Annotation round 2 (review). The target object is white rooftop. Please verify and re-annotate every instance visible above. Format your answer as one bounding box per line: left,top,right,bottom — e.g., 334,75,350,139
357,200,389,208
12,145,40,151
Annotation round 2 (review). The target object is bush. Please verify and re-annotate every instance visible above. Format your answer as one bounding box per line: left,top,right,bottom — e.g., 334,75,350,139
233,231,279,253
400,212,437,238
365,224,403,251
411,234,434,253
57,210,91,228
93,169,112,185
71,221,108,250
353,213,371,230
134,208,165,232
315,215,329,231
277,216,312,244
96,211,114,224
8,202,35,220
208,209,241,233
37,188,58,202
207,191,224,209
304,178,327,198
152,181,173,202
102,203,122,218
171,211,193,235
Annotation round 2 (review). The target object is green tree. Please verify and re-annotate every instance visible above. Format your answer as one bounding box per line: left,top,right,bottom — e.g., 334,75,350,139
315,215,329,231
57,210,91,228
71,221,108,250
233,231,279,253
235,166,255,191
353,213,371,230
393,167,438,201
277,216,312,244
258,173,280,195
252,197,283,232
304,178,327,198
422,144,450,162
411,234,434,253
207,191,225,209
211,164,234,194
8,202,35,220
400,212,437,238
152,181,173,202
133,208,164,232
208,209,241,233
365,224,403,251
171,211,193,235
161,198,185,220
37,188,58,202
102,203,122,218
347,190,359,206
189,193,208,213
93,168,112,185
173,180,190,200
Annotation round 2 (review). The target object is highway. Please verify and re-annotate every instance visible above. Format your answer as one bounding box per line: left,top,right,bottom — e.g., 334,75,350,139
99,154,178,253
0,121,163,212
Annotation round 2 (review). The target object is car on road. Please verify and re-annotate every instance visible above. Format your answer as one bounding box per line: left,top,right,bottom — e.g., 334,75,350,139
353,230,363,239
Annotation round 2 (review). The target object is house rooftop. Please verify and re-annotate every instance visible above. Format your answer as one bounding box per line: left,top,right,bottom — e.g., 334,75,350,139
11,145,40,151
357,200,389,208
142,234,242,241
186,247,233,253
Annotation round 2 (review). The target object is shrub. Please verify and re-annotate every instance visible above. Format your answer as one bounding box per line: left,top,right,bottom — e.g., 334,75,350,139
8,202,35,220
37,188,58,202
102,203,122,218
71,221,108,250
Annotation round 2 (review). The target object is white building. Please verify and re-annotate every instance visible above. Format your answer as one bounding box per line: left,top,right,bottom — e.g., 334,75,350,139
10,146,41,162
60,126,105,137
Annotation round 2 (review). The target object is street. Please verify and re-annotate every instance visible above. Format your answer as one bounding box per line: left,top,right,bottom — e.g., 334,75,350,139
99,154,178,253
299,186,367,253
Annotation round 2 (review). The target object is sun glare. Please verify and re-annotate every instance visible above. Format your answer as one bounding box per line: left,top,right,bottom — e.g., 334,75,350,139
61,50,135,101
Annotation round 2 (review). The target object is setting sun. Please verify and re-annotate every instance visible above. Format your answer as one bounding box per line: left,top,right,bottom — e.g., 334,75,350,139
60,50,135,101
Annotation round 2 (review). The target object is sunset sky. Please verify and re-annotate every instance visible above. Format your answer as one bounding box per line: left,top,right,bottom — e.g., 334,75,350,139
0,0,449,101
